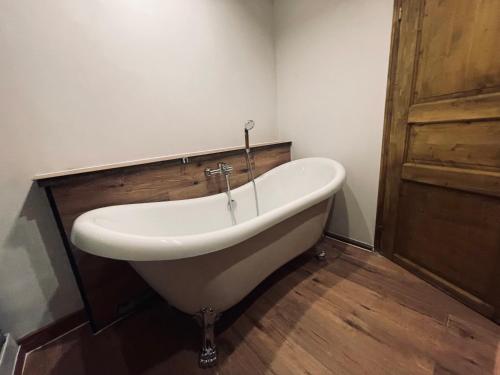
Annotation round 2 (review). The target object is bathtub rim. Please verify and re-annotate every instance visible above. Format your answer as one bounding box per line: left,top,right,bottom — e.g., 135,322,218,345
71,157,346,261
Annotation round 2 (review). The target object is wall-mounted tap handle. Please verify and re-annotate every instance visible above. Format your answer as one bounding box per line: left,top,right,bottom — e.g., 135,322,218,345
204,168,216,177
218,162,233,175
205,162,233,177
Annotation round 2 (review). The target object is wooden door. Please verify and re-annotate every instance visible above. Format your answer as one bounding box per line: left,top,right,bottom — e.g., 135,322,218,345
377,0,500,322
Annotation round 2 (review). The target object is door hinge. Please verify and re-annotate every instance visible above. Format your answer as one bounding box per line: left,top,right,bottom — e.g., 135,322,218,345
398,6,402,21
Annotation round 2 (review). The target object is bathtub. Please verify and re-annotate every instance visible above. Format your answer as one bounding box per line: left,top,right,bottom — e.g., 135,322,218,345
71,157,345,366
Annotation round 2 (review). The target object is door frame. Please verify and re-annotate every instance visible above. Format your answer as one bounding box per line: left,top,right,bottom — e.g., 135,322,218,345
375,0,403,253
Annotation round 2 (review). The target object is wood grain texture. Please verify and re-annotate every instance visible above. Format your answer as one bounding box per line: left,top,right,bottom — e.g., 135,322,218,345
393,254,495,318
44,142,291,330
18,310,87,351
34,141,290,181
401,163,500,197
19,238,500,375
394,182,500,318
379,0,423,254
51,144,291,235
374,0,403,250
408,93,500,123
14,310,87,375
407,121,500,170
377,0,500,321
414,0,500,102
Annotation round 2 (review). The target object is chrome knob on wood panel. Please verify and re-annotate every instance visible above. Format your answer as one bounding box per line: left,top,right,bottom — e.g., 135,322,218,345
204,162,233,177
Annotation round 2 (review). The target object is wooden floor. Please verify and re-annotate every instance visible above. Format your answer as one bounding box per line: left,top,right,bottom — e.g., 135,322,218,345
21,238,500,375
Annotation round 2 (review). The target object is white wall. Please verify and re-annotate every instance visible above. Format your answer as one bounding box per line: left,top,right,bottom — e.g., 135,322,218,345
0,0,276,337
274,0,393,245
0,0,394,337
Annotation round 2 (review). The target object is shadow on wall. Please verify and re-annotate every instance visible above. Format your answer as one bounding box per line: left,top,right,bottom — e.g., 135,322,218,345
327,184,372,245
3,183,81,336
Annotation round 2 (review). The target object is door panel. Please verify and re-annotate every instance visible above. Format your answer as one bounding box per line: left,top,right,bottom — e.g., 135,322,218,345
408,92,500,123
378,0,500,322
414,0,500,101
401,163,500,198
395,182,500,301
407,121,500,170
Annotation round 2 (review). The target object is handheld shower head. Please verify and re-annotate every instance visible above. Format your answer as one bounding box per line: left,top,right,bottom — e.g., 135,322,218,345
244,120,254,150
244,120,255,131
243,120,260,215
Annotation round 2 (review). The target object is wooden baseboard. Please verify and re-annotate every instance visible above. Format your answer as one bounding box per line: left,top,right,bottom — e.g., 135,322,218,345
324,232,374,251
18,310,87,352
0,334,20,375
14,310,87,375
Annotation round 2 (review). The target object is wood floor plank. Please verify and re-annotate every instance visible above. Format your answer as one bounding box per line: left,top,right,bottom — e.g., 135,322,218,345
253,266,434,374
20,238,500,375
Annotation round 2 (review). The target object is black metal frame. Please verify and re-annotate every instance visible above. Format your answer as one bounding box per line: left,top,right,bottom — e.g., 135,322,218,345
45,187,98,332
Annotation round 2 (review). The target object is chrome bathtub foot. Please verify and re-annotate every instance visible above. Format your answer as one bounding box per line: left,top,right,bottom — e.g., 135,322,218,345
315,236,327,261
315,248,327,261
198,307,218,368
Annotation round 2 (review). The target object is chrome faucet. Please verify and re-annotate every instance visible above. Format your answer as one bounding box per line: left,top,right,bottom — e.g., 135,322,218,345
205,162,237,225
205,162,233,177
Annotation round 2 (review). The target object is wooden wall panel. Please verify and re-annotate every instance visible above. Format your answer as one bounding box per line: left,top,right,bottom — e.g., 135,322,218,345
51,145,290,235
42,142,291,330
414,0,500,101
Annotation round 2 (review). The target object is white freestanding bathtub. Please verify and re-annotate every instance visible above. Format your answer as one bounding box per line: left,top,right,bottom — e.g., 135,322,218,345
71,157,345,367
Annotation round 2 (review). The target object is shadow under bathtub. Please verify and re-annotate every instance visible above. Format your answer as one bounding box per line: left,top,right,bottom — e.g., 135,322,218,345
215,240,348,368
38,238,360,375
